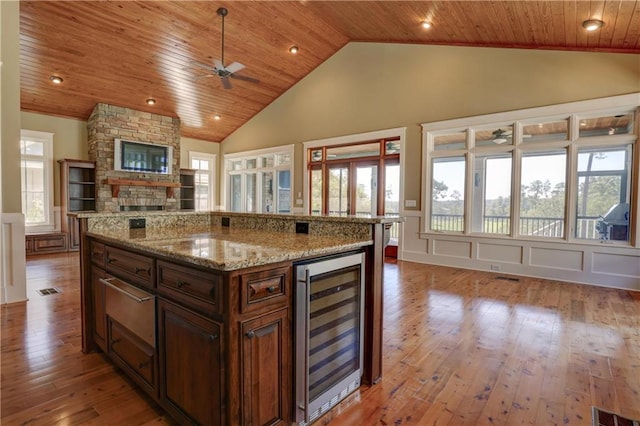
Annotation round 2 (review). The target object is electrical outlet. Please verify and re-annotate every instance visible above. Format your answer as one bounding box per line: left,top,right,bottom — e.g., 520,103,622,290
490,264,501,271
405,199,417,208
295,222,309,234
129,218,145,229
221,217,230,227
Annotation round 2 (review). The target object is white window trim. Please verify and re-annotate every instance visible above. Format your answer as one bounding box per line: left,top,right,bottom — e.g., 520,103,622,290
223,144,294,213
421,93,640,247
188,151,217,211
302,127,407,215
21,129,55,233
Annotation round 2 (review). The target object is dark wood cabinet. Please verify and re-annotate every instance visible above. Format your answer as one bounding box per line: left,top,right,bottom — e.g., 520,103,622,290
158,298,223,426
91,267,107,351
59,159,95,251
179,168,196,211
241,308,290,426
25,232,68,255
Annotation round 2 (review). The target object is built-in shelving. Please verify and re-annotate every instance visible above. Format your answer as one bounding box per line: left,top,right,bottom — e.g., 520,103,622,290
59,159,96,251
179,169,196,211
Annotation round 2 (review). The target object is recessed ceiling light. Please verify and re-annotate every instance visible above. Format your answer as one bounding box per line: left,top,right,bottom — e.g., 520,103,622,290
421,20,432,29
582,19,604,31
214,114,221,120
146,98,156,105
289,45,299,54
49,75,63,84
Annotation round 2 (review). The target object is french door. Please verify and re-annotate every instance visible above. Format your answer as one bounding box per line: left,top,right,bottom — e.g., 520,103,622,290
326,163,379,216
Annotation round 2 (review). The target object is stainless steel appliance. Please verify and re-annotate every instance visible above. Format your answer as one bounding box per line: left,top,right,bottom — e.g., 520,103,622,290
294,252,365,425
103,277,156,347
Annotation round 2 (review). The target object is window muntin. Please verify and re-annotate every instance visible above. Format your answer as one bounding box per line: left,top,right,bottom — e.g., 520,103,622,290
20,130,54,231
576,146,631,241
431,156,465,232
472,154,512,234
519,151,567,238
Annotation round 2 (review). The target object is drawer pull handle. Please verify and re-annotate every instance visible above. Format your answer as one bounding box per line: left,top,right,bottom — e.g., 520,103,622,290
101,278,154,303
176,281,187,288
209,334,219,342
106,258,116,264
246,331,255,339
138,361,149,369
267,286,277,293
135,267,149,275
209,287,216,299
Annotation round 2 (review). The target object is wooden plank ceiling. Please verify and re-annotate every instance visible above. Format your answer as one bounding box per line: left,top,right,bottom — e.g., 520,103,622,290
19,1,640,142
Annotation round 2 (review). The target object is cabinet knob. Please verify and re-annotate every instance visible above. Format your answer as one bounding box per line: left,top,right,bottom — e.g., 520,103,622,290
245,331,255,339
106,258,116,264
138,361,149,369
267,286,277,293
209,334,219,342
176,280,186,288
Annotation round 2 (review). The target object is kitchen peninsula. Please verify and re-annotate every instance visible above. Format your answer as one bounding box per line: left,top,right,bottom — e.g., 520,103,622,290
76,211,400,425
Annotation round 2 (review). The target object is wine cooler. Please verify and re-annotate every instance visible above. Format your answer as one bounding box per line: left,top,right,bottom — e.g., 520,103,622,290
294,252,365,425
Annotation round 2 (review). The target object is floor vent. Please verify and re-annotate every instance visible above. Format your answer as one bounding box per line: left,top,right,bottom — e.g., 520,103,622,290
37,287,60,296
495,276,520,282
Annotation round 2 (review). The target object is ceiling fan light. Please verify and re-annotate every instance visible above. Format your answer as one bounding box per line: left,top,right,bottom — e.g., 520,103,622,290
146,98,156,105
49,75,63,84
582,19,604,31
421,20,432,29
289,45,299,54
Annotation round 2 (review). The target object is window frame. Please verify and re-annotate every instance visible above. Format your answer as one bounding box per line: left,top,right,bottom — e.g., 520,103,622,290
223,145,294,213
421,93,639,247
20,129,55,233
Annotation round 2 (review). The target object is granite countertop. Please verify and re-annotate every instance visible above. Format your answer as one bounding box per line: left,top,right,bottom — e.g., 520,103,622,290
88,225,372,271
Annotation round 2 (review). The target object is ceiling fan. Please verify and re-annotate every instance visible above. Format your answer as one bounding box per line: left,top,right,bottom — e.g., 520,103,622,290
491,128,532,144
192,7,259,90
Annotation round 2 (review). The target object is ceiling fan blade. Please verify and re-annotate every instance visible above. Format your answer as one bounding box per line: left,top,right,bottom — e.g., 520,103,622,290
214,59,225,71
229,73,259,84
221,77,232,90
190,60,217,72
225,61,245,74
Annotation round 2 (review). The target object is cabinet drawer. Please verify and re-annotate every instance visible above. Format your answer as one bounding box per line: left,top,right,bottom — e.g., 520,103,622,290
109,319,156,394
105,245,154,289
240,266,289,314
90,241,105,267
157,261,222,315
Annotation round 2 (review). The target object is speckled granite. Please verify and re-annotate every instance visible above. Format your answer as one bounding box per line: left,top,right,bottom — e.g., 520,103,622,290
88,226,371,271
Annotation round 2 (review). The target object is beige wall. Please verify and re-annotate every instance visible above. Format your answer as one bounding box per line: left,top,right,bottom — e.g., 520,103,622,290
1,0,21,213
221,42,640,209
179,137,219,169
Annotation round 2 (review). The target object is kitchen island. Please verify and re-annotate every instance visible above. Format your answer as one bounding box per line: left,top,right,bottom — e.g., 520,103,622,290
76,211,399,425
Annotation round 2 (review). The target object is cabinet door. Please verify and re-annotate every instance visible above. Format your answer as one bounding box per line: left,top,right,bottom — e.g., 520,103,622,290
242,308,290,426
158,299,223,426
68,216,81,251
91,267,107,351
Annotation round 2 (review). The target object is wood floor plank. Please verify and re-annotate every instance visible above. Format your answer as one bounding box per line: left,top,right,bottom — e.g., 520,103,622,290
2,253,639,425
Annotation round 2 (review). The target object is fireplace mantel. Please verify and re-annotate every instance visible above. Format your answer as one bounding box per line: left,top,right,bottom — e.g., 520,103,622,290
105,178,180,198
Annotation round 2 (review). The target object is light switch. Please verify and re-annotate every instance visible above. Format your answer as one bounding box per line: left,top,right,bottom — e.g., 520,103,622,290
405,199,417,208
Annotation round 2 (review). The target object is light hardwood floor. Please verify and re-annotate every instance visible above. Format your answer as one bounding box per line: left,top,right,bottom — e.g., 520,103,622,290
2,253,639,425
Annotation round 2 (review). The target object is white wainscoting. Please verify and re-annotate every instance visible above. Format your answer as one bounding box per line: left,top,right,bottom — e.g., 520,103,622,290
399,211,640,291
1,213,27,304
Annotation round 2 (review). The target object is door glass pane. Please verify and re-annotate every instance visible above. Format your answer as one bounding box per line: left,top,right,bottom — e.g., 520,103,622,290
328,167,349,216
195,171,210,211
576,146,630,241
384,164,400,216
261,171,274,213
431,157,465,232
311,169,323,215
22,159,46,224
245,173,256,213
355,165,377,217
231,174,242,211
277,170,291,213
472,154,511,234
520,151,566,238
326,143,379,160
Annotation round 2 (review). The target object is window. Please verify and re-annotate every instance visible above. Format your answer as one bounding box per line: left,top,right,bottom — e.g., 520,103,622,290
224,146,293,213
20,130,54,232
576,146,631,241
431,156,465,232
189,152,216,211
422,94,638,245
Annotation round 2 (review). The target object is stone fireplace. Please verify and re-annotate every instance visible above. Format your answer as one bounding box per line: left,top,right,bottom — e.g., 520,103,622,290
87,103,181,212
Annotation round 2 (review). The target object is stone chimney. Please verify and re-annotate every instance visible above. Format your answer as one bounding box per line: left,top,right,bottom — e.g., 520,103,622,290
87,103,180,212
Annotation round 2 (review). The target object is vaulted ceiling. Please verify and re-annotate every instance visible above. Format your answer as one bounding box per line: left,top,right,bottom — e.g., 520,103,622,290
19,1,640,142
